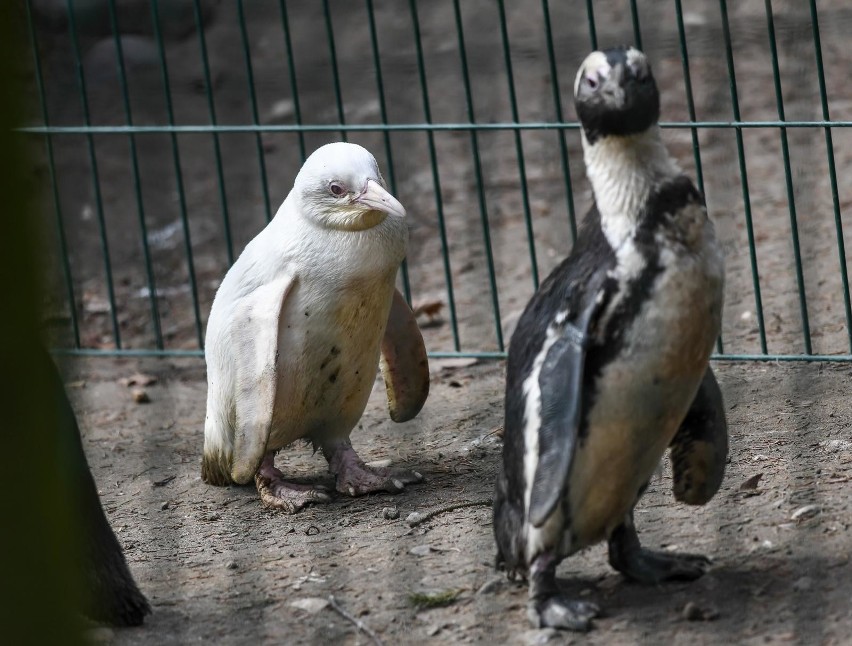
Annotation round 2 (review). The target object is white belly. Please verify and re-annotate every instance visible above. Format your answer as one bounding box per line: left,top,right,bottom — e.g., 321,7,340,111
268,271,397,448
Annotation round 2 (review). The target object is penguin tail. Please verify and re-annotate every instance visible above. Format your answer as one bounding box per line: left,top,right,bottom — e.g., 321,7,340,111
201,450,233,486
493,464,526,579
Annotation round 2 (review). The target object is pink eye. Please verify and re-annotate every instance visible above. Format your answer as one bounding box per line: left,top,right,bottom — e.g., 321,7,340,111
329,183,346,197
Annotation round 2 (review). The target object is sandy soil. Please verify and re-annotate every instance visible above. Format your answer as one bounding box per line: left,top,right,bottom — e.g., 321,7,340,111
21,0,852,643
64,356,852,645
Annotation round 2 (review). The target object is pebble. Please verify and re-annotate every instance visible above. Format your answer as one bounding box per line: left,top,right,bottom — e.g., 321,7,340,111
790,505,820,522
225,560,238,570
382,506,400,520
406,512,425,526
289,597,329,614
132,388,150,403
682,601,719,621
409,544,433,556
792,576,813,592
160,501,169,510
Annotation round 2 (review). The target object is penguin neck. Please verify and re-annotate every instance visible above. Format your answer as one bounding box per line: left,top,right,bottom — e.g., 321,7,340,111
583,126,681,252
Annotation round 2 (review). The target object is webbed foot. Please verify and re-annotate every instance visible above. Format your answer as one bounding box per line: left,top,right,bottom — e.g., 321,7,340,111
255,452,331,513
528,552,600,632
323,440,422,496
608,511,710,583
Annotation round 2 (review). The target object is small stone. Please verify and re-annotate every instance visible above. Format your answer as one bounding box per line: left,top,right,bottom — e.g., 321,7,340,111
409,544,433,556
681,601,719,621
406,512,425,526
382,506,400,520
206,513,221,521
792,576,813,592
160,501,169,510
289,597,329,614
790,505,820,522
132,388,150,403
682,602,703,621
225,560,238,570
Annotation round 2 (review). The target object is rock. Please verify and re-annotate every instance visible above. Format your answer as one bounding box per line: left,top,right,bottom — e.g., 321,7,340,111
225,560,238,570
792,576,813,592
289,597,329,614
131,388,150,403
682,601,719,621
382,506,400,520
790,505,820,522
406,512,425,526
160,501,169,510
409,544,433,557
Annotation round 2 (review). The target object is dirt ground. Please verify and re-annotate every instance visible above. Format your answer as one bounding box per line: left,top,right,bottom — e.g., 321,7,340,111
19,0,852,644
65,356,852,645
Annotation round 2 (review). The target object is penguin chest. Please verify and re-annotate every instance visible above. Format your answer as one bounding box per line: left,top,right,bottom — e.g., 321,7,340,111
269,271,397,447
565,241,723,549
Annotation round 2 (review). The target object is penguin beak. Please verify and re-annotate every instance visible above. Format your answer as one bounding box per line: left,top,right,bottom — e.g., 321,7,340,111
354,178,406,218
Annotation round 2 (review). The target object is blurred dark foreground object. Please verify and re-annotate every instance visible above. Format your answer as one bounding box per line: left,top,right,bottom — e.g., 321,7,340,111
0,2,148,641
43,344,152,626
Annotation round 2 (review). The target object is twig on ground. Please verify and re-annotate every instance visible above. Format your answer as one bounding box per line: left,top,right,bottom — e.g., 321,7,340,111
327,595,384,646
407,499,493,527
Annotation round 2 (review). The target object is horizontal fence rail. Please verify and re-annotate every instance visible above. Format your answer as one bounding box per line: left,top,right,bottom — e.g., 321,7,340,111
20,0,852,362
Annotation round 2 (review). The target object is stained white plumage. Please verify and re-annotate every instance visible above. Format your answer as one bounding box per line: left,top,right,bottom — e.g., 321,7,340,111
202,142,429,512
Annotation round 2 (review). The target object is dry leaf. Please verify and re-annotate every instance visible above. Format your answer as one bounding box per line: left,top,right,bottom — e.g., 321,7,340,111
739,473,764,491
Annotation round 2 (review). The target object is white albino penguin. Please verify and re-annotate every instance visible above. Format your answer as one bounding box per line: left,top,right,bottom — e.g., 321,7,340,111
493,47,728,630
202,142,429,512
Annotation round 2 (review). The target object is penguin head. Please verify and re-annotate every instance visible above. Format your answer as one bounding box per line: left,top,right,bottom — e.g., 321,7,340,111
573,46,660,144
292,142,406,231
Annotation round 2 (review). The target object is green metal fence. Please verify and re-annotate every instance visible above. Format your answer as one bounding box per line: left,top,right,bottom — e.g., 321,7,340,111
21,0,852,362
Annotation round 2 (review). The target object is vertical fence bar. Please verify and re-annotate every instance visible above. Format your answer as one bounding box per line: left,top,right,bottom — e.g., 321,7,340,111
719,0,768,354
321,0,347,143
628,0,643,50
452,0,505,351
674,0,721,353
365,0,412,303
24,0,81,348
585,0,598,50
409,0,460,351
65,0,122,348
150,0,204,349
191,0,234,265
541,0,578,243
808,0,852,352
496,0,539,290
236,0,273,223
106,0,164,349
278,0,306,161
764,0,811,354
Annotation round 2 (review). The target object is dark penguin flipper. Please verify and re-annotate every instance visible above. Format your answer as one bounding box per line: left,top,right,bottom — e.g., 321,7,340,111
607,510,710,584
528,274,608,528
669,367,728,505
45,347,151,626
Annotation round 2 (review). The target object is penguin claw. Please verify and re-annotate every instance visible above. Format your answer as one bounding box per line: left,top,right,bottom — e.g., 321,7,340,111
528,595,601,631
255,473,331,514
325,442,422,497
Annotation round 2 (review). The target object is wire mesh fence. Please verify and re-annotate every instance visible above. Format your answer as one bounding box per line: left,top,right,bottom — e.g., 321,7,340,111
20,0,852,361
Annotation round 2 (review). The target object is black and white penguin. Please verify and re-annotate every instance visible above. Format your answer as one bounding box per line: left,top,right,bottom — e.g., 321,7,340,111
493,46,728,631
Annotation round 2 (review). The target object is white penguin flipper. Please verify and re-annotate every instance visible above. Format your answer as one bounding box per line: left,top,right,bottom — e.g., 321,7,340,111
380,289,430,423
230,272,296,484
529,274,609,528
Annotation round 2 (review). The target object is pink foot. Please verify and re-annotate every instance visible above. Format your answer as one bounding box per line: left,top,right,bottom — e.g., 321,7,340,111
255,452,331,513
324,440,423,496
